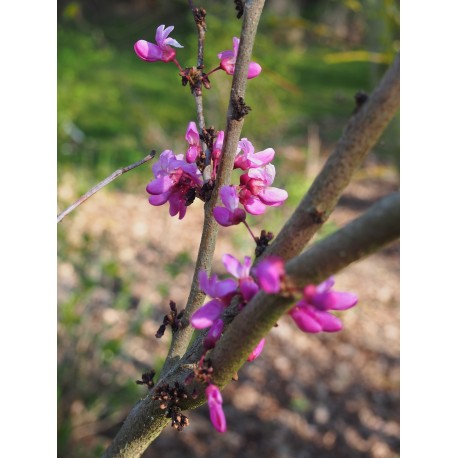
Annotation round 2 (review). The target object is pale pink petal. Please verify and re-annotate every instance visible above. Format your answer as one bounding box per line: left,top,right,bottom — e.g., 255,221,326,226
251,148,274,166
243,196,266,215
191,300,224,329
258,187,288,206
238,138,255,156
232,37,240,55
186,145,200,163
247,338,265,362
185,121,200,145
222,254,243,279
220,185,239,211
329,292,358,310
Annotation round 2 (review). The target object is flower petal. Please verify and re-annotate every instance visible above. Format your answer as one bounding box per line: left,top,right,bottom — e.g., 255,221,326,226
315,310,343,332
247,338,265,362
329,292,358,310
134,40,162,62
148,193,170,206
222,254,243,279
289,305,323,333
146,175,174,194
213,207,233,227
190,300,224,329
214,278,238,298
258,187,288,206
247,62,262,79
243,196,266,215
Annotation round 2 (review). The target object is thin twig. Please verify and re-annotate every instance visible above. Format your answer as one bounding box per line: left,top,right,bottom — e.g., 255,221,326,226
57,151,156,223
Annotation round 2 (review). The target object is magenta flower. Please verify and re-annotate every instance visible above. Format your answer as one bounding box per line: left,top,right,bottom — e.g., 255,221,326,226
238,164,288,215
222,254,259,302
218,37,262,79
146,150,202,219
185,121,201,163
253,256,285,294
289,277,358,333
206,384,226,433
211,130,225,178
247,338,265,362
134,25,183,63
213,185,247,227
190,270,238,329
234,138,275,171
203,319,224,351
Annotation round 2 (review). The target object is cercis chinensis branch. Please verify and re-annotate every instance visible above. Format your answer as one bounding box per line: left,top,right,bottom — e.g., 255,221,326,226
62,2,401,457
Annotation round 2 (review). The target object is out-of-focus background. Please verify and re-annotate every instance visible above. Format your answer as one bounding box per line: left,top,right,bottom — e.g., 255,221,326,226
57,0,400,456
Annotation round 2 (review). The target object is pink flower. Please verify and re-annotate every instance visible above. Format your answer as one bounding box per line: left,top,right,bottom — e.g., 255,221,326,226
234,138,275,170
211,130,225,178
253,256,285,294
205,384,226,433
185,121,202,163
289,277,358,333
238,164,288,215
146,150,202,219
203,319,224,351
222,254,259,302
218,37,262,79
134,25,183,63
190,270,237,329
213,186,246,227
247,338,265,362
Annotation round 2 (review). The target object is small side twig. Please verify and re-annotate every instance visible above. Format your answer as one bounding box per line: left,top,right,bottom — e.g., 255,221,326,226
57,150,156,223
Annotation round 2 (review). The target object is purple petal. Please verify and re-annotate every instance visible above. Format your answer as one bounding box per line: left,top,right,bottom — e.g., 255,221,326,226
185,121,200,145
186,145,200,163
213,207,233,227
258,187,288,206
240,278,259,302
247,338,265,362
217,49,234,61
146,175,174,194
134,40,162,62
329,292,358,310
214,278,238,298
254,256,285,294
148,193,170,206
315,310,343,332
289,305,322,333
316,276,335,294
238,138,255,156
222,254,242,279
204,318,224,350
247,62,262,79
220,185,239,211
206,385,226,433
190,300,224,329
198,270,210,294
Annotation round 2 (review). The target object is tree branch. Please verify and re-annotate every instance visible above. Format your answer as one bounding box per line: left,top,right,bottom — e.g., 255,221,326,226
57,151,156,223
263,55,400,262
159,0,266,378
102,191,399,458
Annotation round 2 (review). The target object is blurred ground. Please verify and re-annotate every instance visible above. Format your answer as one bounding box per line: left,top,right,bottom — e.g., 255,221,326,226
57,159,399,458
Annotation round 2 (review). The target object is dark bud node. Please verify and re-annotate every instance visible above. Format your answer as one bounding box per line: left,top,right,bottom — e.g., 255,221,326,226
136,369,156,389
234,0,244,19
232,96,252,121
255,230,275,258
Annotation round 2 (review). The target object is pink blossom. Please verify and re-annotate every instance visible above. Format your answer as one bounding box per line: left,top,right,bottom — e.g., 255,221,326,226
213,186,246,227
190,270,238,329
253,256,285,294
185,121,201,163
205,384,226,433
238,164,288,215
247,338,265,362
289,277,358,333
211,130,225,178
134,25,183,63
146,150,202,219
203,319,225,350
218,37,262,79
222,254,259,302
234,138,275,170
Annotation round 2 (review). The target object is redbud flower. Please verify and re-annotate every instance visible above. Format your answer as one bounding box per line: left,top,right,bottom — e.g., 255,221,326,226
289,277,358,333
203,319,224,351
134,25,183,63
185,121,201,163
247,338,265,362
234,138,275,170
213,186,246,227
238,164,288,215
222,254,259,302
206,384,226,433
211,130,225,178
146,150,202,219
218,37,262,79
190,270,238,329
253,256,285,294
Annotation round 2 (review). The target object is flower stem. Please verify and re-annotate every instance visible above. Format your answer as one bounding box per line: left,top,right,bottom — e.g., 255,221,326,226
243,220,257,243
